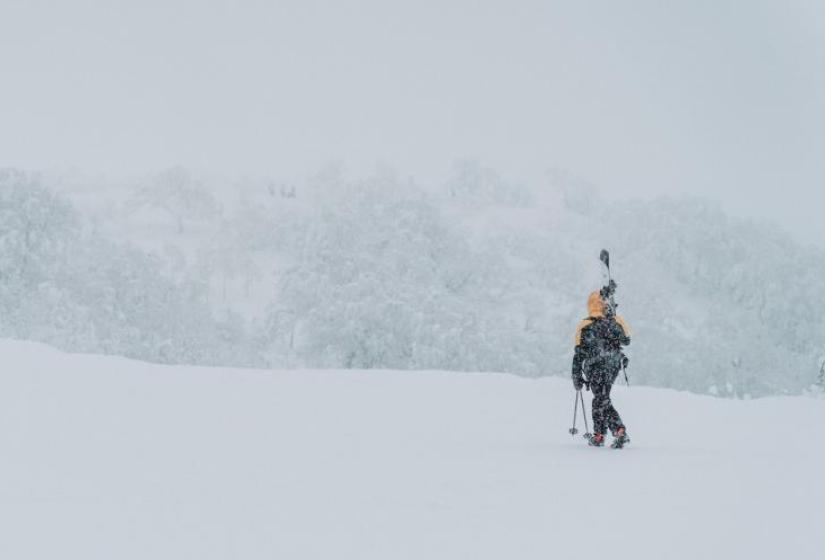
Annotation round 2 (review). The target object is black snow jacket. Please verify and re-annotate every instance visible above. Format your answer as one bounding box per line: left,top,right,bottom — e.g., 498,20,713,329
572,297,630,388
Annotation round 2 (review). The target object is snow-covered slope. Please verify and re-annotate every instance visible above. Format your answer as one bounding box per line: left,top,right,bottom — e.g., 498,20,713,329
0,340,822,559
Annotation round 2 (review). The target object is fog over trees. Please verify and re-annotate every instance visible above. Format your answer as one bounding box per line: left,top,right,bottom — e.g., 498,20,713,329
1,164,821,397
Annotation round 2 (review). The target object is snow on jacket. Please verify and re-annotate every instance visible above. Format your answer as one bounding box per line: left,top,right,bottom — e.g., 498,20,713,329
572,291,630,385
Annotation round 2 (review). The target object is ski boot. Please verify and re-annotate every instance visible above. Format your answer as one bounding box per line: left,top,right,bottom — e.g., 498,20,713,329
587,433,605,447
611,427,630,449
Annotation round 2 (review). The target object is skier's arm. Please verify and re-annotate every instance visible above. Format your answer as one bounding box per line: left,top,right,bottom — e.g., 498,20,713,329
571,319,592,390
615,315,631,346
571,345,585,390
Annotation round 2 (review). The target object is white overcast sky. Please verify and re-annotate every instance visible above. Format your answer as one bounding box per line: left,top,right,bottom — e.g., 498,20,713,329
1,0,823,243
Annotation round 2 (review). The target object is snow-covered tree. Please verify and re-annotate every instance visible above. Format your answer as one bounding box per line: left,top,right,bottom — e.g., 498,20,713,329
130,167,219,234
446,158,532,207
0,168,260,368
262,171,562,375
197,221,262,303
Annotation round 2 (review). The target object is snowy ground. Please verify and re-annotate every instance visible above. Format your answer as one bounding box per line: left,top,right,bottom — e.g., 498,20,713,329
0,340,822,559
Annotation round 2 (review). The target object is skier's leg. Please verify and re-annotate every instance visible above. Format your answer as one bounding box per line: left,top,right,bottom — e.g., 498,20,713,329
590,380,609,435
602,382,625,434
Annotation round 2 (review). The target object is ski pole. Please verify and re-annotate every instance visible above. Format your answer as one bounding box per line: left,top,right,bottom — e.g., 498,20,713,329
579,390,591,438
569,391,580,435
622,364,629,387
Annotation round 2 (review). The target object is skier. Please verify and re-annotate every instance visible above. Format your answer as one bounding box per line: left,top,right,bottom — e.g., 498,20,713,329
572,291,631,448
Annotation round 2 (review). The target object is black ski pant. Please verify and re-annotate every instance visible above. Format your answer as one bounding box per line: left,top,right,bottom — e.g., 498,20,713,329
590,376,624,435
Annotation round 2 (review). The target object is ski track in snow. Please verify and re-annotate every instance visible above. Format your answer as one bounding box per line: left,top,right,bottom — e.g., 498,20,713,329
0,340,822,559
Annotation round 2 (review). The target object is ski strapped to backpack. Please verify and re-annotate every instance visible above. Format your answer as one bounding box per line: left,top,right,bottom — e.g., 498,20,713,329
599,249,629,386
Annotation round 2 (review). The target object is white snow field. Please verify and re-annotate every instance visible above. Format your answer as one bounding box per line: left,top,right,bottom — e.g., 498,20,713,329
0,341,823,560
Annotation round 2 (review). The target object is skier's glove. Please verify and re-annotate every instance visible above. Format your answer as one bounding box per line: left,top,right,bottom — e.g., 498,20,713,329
622,355,629,369
573,379,583,391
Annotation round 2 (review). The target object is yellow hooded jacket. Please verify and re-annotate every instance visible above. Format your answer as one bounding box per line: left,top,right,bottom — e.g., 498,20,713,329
574,291,630,347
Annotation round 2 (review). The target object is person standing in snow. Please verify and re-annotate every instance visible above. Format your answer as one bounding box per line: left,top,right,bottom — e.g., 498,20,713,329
572,291,631,448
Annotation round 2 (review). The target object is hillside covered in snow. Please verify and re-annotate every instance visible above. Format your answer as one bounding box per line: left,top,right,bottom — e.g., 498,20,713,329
1,166,824,397
0,341,822,559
